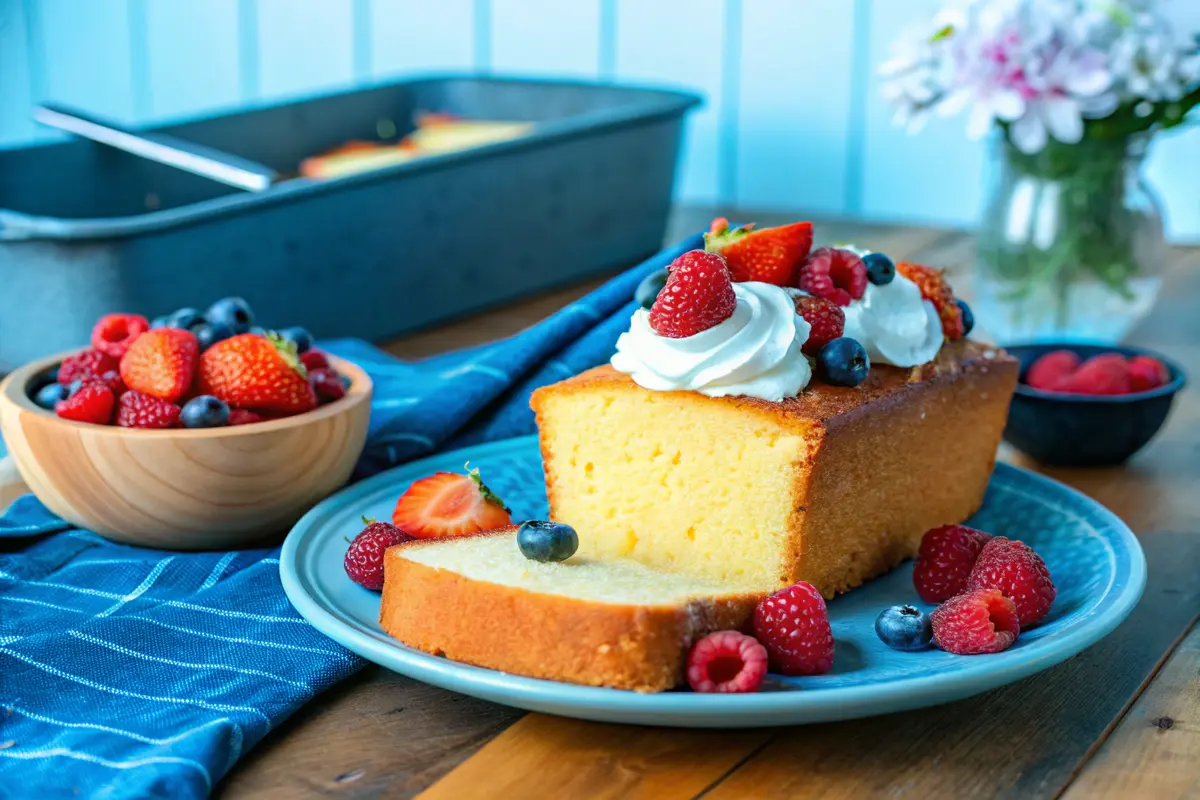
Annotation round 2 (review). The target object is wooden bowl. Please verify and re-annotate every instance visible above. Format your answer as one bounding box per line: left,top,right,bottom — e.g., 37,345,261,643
0,349,372,549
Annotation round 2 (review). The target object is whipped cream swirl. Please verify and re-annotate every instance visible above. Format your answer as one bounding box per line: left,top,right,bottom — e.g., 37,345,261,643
611,281,812,401
842,273,943,367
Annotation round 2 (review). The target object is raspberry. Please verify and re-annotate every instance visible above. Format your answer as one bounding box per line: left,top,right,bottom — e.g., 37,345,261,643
797,248,867,307
115,390,182,429
91,313,150,359
794,295,845,355
344,516,414,590
1060,353,1131,395
685,630,769,693
966,537,1056,627
931,588,1020,655
896,262,964,340
649,250,737,338
310,367,346,403
752,581,834,676
95,370,126,396
1025,350,1081,391
300,350,330,372
1127,355,1169,392
912,524,993,603
228,409,265,426
58,349,120,386
55,383,115,425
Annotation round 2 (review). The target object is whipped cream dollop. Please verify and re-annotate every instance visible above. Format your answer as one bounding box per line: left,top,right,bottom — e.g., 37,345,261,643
611,281,812,401
842,273,943,367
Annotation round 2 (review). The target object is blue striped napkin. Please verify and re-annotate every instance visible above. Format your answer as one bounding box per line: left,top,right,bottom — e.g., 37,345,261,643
0,234,699,798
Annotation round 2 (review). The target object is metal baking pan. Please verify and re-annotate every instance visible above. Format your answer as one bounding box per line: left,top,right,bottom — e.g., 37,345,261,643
0,75,701,370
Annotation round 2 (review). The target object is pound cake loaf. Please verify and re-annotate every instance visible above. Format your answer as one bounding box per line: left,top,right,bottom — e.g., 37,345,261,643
379,527,764,692
531,339,1018,598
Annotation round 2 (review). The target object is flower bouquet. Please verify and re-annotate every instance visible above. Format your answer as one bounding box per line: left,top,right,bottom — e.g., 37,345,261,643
882,0,1200,342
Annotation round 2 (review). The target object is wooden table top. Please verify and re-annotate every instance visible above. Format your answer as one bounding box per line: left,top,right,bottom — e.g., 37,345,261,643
6,212,1198,799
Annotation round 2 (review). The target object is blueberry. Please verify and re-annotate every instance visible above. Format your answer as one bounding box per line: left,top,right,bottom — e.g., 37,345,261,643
66,378,86,398
206,297,255,334
635,269,669,309
167,307,205,330
817,337,870,387
862,252,895,286
875,605,933,651
150,316,170,329
516,520,579,563
194,322,235,351
278,326,314,354
250,326,268,337
180,395,231,428
33,382,68,410
956,298,974,337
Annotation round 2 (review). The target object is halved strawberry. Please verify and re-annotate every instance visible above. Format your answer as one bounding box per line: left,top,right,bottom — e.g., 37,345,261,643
703,217,813,285
392,465,512,539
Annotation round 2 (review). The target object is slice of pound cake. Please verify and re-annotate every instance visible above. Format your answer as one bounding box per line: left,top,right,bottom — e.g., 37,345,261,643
379,527,765,692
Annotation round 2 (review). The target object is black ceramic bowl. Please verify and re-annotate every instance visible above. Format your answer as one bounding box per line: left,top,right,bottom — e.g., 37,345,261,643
1003,343,1186,467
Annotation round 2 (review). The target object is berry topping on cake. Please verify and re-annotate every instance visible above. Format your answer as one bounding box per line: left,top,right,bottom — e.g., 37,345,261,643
635,269,669,309
648,250,737,339
875,605,933,651
752,581,835,676
1127,354,1170,391
895,262,964,340
1025,350,1081,391
115,390,182,429
862,252,896,286
793,295,845,356
931,588,1020,655
685,630,769,693
197,332,317,415
55,382,116,425
392,465,513,539
956,299,975,337
91,313,150,360
345,516,415,591
966,537,1056,627
816,337,869,387
703,217,814,285
516,520,579,562
912,524,993,603
58,349,120,386
797,247,868,306
119,328,200,404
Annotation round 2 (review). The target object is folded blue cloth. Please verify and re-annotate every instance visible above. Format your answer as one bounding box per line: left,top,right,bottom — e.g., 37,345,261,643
0,234,699,798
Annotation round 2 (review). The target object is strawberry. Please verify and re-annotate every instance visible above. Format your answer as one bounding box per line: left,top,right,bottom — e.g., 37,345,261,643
794,295,845,355
91,313,150,359
115,390,181,429
1060,353,1131,395
344,516,416,591
55,383,115,425
1025,350,1081,391
966,537,1056,627
912,524,993,603
931,589,1020,655
648,250,737,338
1127,355,1169,392
392,465,512,539
310,367,346,403
896,262,964,340
797,248,867,307
752,581,835,676
196,333,317,415
703,217,813,285
119,328,199,403
685,631,769,694
58,349,119,386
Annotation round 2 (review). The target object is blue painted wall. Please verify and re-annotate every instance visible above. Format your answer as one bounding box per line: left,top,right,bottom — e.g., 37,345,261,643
1,0,1197,241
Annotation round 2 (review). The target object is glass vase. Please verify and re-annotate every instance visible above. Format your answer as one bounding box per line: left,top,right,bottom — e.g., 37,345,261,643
973,133,1167,344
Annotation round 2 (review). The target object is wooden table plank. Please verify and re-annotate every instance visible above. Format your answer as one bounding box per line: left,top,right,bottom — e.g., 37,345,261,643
417,715,773,800
1061,619,1200,799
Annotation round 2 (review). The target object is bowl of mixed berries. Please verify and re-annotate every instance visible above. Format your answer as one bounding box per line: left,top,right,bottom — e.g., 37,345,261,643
0,297,372,549
1002,343,1185,467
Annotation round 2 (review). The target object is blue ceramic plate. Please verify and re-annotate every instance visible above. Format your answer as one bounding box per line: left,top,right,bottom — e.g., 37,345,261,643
280,435,1145,728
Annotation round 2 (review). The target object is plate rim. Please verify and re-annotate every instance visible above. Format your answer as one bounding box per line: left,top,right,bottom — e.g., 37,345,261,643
280,435,1147,727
